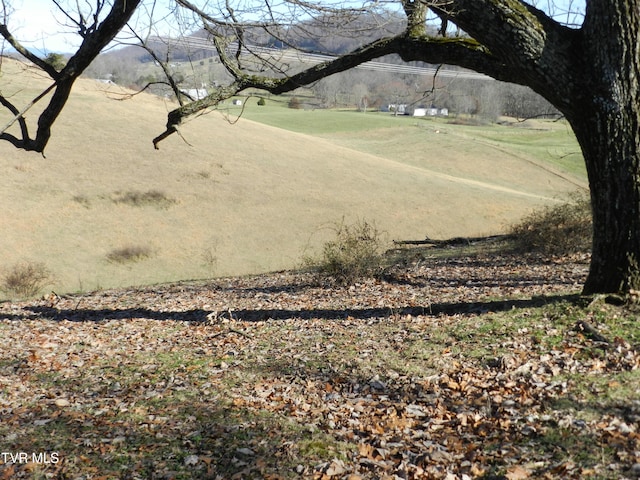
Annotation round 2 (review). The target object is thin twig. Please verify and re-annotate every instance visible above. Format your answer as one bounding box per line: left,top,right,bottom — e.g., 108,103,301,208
575,320,611,347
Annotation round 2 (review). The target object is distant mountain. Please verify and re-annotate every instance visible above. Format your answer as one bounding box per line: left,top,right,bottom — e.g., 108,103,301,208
92,11,415,66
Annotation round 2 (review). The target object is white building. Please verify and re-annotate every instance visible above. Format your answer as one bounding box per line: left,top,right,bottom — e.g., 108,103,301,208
181,88,208,100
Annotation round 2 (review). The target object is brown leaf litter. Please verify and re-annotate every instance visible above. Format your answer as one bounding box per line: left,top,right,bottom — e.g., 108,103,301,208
0,251,639,479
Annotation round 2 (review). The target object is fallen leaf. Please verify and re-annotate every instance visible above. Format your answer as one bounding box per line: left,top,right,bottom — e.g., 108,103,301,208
506,465,531,479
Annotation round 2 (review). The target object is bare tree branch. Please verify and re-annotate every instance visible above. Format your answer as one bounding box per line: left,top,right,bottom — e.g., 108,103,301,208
0,24,60,77
0,0,144,152
152,23,504,147
0,82,57,152
151,0,576,147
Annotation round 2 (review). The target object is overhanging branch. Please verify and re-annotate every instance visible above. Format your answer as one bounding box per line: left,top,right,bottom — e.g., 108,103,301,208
427,0,579,96
153,81,243,149
152,32,506,148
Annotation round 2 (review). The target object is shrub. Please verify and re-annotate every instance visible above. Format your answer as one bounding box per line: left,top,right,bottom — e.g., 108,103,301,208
304,219,387,285
201,245,218,275
510,192,592,255
106,245,153,264
72,194,91,208
2,261,52,298
288,96,301,109
112,190,176,209
257,97,266,106
44,52,67,71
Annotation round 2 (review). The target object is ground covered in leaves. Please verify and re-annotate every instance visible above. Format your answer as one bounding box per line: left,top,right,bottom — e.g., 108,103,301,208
1,251,639,479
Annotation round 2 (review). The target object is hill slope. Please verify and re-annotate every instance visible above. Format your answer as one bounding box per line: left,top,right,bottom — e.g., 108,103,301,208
0,61,584,295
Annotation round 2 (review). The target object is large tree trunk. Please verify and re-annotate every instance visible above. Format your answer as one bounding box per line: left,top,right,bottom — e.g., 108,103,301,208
570,106,640,294
568,0,640,294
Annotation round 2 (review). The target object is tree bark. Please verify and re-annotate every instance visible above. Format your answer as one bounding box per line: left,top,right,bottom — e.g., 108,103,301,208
572,109,640,294
567,0,640,294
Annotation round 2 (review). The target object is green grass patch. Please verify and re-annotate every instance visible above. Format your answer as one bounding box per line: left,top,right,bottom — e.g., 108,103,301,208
471,120,586,177
242,104,419,134
242,103,585,180
524,426,618,470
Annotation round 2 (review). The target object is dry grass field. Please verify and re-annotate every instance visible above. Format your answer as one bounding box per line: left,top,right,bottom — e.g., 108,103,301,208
0,59,586,297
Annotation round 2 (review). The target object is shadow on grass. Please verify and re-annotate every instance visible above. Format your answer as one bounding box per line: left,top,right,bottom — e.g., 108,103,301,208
6,293,582,323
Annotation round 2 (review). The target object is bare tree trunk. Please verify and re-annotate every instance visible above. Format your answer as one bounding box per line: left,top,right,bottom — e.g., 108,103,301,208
568,0,640,294
571,108,640,294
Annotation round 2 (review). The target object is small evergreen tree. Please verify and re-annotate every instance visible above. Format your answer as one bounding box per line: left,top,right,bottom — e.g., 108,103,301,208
44,53,67,71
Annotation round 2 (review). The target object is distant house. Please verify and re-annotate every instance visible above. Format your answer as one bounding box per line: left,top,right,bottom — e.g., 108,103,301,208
181,88,208,100
387,103,449,117
388,104,407,115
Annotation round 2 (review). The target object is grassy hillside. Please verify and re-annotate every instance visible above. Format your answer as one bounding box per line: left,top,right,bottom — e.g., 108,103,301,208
240,97,586,185
0,60,586,297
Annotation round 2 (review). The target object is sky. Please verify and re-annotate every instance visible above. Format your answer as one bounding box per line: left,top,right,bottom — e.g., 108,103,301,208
6,0,586,55
7,0,82,53
5,0,178,53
